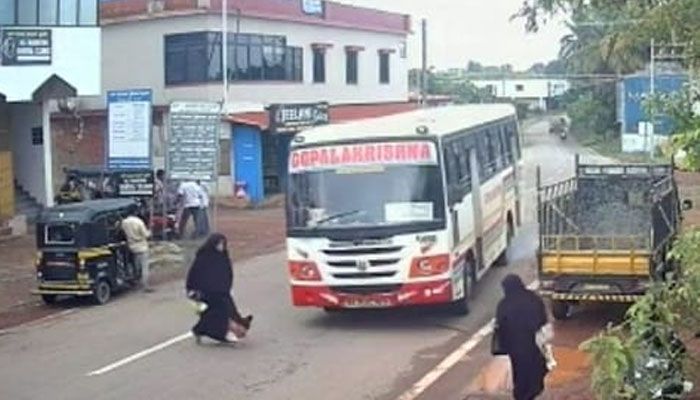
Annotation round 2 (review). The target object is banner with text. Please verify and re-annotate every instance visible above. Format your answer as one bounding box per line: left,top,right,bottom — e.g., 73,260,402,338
168,101,221,182
107,89,152,170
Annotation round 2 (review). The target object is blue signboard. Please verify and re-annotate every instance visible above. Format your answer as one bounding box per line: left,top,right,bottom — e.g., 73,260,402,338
107,89,152,170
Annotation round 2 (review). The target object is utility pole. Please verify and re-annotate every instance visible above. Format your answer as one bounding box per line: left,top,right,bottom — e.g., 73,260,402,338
215,0,229,233
420,18,427,108
649,38,656,159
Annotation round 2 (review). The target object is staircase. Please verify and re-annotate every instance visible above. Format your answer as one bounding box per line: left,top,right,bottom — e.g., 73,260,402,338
14,183,43,224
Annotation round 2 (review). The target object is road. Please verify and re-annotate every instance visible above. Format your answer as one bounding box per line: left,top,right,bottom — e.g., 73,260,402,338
0,117,605,400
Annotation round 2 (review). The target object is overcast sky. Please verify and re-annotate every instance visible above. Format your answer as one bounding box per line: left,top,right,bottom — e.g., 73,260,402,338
338,0,570,70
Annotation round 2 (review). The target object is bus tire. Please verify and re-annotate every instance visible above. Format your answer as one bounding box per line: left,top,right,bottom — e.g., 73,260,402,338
41,294,57,305
92,279,112,305
551,300,571,320
451,262,473,316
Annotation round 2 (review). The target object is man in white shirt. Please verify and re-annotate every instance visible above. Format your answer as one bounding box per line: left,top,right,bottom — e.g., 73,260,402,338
178,180,203,239
196,180,210,237
121,209,153,292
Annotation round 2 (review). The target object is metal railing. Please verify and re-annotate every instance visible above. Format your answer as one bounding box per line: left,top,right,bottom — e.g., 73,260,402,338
541,234,652,251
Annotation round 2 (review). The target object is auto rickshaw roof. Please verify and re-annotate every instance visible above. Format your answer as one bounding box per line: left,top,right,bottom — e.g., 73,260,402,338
38,199,138,223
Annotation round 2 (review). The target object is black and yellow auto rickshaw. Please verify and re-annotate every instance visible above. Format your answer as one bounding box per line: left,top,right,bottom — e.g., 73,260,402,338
33,199,142,305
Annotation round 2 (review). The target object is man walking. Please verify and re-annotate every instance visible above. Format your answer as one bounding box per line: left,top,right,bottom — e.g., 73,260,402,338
121,209,153,292
178,180,202,239
196,180,210,237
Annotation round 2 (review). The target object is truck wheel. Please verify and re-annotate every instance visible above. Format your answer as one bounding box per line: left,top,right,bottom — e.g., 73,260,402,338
451,262,473,315
551,300,571,320
92,279,112,305
41,294,57,305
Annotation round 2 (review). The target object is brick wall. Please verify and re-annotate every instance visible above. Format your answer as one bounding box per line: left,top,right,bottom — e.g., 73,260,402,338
50,115,106,191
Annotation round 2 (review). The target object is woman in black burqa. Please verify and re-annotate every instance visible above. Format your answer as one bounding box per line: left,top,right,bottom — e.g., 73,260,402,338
186,233,252,343
495,274,549,400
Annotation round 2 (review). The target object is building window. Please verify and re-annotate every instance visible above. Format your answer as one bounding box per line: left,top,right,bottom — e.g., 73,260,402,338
0,0,97,26
515,84,524,92
0,0,15,26
165,32,303,85
346,50,359,85
379,52,390,84
312,48,326,83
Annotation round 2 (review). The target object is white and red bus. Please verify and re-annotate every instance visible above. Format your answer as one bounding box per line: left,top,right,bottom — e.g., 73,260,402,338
286,105,522,313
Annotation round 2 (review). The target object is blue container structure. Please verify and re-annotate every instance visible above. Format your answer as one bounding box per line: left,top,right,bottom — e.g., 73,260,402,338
232,125,264,204
619,69,686,136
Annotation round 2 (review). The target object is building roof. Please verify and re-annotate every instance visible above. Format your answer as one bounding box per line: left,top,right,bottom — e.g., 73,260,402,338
295,104,516,145
100,0,411,35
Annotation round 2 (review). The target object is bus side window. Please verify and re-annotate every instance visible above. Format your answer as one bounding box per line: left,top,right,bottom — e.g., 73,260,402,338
490,129,503,172
499,126,512,166
484,131,497,177
509,122,521,160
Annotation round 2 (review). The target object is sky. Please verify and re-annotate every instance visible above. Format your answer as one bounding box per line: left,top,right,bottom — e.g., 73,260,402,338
338,0,570,71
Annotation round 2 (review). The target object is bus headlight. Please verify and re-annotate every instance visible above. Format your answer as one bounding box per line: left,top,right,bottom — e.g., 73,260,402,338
289,260,322,281
410,255,450,278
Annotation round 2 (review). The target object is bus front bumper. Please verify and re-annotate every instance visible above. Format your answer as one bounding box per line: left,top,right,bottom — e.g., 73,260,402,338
291,280,453,309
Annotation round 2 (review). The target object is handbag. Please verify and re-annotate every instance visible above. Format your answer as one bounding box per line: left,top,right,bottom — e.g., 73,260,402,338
491,325,507,356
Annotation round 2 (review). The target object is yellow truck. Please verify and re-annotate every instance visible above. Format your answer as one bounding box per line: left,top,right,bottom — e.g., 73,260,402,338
537,158,682,320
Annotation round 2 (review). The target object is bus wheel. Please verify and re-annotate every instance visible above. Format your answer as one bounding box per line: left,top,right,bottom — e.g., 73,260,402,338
92,280,112,305
451,262,473,315
41,294,57,305
551,300,572,320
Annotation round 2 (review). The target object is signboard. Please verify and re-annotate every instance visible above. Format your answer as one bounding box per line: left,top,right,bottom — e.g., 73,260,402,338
269,102,329,134
168,101,221,182
115,170,155,197
107,89,153,170
1,29,52,66
301,0,325,16
289,141,438,173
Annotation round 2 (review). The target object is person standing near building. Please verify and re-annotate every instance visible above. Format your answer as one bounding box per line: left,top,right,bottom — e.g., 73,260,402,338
196,180,210,237
121,208,153,292
178,180,202,239
495,274,550,400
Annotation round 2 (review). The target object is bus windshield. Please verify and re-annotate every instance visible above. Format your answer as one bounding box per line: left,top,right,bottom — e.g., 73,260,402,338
288,163,445,232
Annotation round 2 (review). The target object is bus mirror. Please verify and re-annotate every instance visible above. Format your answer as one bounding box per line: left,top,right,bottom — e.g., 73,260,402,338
683,199,693,211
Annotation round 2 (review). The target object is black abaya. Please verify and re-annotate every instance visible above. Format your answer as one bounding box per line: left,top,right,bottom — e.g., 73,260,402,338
185,234,245,342
495,275,549,400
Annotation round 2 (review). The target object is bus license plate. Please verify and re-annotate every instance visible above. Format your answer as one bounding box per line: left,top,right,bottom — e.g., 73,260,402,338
342,296,394,308
581,284,611,291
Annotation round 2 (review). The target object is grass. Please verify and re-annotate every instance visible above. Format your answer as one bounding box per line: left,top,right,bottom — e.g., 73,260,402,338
574,131,670,164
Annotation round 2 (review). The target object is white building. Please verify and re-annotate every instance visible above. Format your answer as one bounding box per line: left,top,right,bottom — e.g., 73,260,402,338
0,0,101,230
56,0,415,203
470,78,570,111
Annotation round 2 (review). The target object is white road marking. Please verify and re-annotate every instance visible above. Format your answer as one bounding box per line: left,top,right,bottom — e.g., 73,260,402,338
396,280,539,400
87,332,193,376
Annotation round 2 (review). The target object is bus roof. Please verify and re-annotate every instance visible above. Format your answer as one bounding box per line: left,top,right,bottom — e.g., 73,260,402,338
294,104,517,146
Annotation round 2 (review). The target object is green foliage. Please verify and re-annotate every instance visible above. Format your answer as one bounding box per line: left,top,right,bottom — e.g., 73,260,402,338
564,83,617,137
581,229,700,399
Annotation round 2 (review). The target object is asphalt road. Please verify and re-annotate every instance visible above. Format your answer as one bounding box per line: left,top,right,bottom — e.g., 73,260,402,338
0,117,606,400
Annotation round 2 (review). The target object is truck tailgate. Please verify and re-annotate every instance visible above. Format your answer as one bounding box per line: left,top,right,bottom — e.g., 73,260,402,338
541,250,650,276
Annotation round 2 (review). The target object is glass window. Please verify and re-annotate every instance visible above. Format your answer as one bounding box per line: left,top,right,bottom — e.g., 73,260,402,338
78,0,97,25
313,48,326,83
39,0,57,25
248,44,263,80
0,0,15,25
18,0,38,26
293,47,303,81
234,44,249,80
346,50,358,84
45,223,76,245
379,52,390,84
59,0,78,25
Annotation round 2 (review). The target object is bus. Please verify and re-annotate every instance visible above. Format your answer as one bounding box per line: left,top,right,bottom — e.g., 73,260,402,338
286,104,522,314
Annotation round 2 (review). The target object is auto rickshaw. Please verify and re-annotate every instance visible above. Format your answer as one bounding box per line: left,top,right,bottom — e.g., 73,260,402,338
32,199,143,305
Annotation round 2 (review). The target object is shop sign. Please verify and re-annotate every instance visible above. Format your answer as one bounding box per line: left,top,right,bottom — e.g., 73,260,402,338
269,102,329,134
0,29,52,66
301,0,324,16
115,170,155,197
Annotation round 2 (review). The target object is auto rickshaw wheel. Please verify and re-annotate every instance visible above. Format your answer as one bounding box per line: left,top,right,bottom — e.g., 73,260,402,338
93,279,112,305
41,294,57,305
